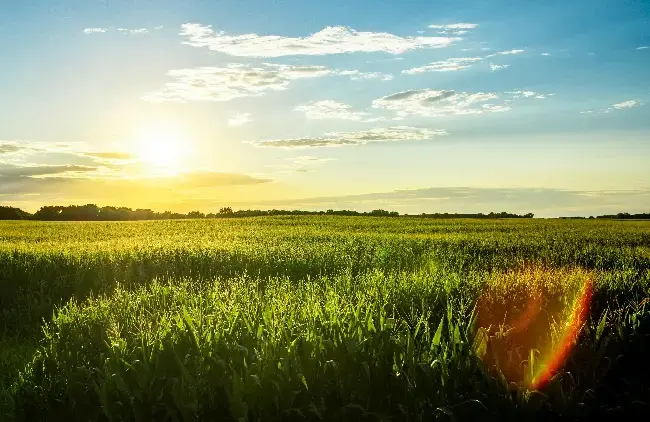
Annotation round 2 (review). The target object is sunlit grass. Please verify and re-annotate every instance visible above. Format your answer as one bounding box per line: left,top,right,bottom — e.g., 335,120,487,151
1,217,649,420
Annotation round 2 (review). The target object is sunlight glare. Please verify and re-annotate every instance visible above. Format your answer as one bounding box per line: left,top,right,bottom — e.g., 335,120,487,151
136,124,189,173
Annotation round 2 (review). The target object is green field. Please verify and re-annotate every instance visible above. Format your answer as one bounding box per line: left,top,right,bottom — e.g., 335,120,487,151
1,217,649,420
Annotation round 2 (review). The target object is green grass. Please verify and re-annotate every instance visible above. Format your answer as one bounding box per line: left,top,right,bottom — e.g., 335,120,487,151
1,217,649,420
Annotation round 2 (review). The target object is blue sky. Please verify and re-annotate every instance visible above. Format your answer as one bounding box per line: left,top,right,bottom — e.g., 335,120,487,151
0,0,649,216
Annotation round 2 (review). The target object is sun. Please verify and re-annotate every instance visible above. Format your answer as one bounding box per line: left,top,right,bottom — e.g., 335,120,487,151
135,124,188,173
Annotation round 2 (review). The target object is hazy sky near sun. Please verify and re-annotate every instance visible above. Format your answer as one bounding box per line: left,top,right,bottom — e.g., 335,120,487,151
1,0,649,217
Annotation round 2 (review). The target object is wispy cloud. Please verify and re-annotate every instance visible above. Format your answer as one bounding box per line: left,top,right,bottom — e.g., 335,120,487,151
505,91,548,99
294,101,372,121
242,187,650,217
0,141,140,175
180,23,460,57
372,89,550,118
0,169,271,199
541,52,551,56
0,142,270,201
82,152,137,165
1,141,135,162
582,99,644,114
636,46,649,50
427,23,478,36
332,70,393,81
372,89,514,117
0,164,97,179
143,63,392,103
118,28,148,34
228,112,253,126
402,57,483,74
613,100,643,109
252,126,446,149
404,46,525,75
84,27,160,35
497,49,525,55
489,63,510,71
83,152,135,160
485,49,525,58
273,156,335,174
428,23,478,29
0,143,23,155
83,28,106,34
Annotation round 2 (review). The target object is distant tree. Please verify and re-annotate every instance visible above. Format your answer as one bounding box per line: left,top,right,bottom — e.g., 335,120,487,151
133,209,155,220
1,203,567,221
0,206,32,220
597,213,650,220
33,206,64,220
188,211,205,219
368,209,398,217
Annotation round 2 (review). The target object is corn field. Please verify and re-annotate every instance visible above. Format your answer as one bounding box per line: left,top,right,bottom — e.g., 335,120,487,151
1,217,649,420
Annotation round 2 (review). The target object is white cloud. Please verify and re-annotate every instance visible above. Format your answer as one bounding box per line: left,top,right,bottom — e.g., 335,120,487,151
498,49,525,55
180,23,460,57
404,47,527,75
118,28,148,34
506,91,538,98
0,142,27,155
541,52,551,56
372,89,550,118
636,46,649,50
489,63,510,71
372,89,505,117
0,141,133,163
154,26,164,30
83,28,106,34
143,63,391,103
228,112,253,126
143,64,326,102
613,100,642,109
0,142,274,201
0,141,140,184
402,57,483,74
253,126,446,148
333,69,393,81
428,23,479,29
481,104,511,112
486,49,524,57
427,23,478,37
294,101,372,121
582,100,643,115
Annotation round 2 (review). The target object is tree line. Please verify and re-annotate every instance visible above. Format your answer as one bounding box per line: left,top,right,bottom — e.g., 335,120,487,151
0,205,401,221
0,204,544,221
413,212,535,219
595,213,650,220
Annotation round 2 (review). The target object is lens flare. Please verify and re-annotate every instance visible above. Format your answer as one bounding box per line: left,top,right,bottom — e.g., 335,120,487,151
477,270,593,391
530,278,593,390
